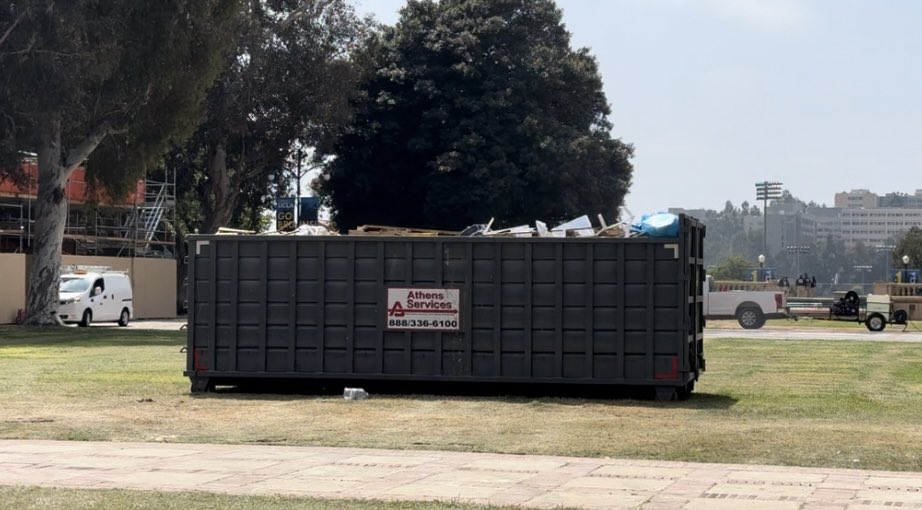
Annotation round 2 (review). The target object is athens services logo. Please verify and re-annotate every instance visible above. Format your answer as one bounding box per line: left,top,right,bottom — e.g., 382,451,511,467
386,288,461,330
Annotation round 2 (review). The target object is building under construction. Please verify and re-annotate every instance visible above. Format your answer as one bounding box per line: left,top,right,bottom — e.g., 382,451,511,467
0,160,177,257
0,160,179,323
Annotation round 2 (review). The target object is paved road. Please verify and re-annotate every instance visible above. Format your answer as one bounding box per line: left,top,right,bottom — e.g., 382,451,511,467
73,319,187,331
117,319,922,343
3,440,922,509
126,319,186,331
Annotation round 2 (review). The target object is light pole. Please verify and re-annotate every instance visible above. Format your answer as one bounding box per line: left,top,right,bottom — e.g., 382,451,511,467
875,244,895,281
786,245,810,276
853,265,872,286
903,255,911,283
755,181,783,258
758,254,765,281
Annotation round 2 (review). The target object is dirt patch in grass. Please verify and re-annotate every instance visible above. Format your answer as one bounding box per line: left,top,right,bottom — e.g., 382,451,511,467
3,326,922,471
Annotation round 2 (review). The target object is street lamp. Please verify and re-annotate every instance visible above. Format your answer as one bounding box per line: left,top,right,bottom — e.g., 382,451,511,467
903,255,911,283
758,254,765,268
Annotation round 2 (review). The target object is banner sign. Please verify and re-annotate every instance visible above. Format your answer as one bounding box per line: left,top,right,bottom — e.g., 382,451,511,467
386,288,461,331
276,197,295,232
299,196,320,224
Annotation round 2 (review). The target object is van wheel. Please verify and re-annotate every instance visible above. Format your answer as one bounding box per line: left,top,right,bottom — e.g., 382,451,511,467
118,308,130,327
79,310,92,328
737,307,765,329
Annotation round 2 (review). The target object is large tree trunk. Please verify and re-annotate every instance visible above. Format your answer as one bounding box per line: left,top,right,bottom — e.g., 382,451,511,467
24,119,110,326
201,142,239,234
25,118,70,326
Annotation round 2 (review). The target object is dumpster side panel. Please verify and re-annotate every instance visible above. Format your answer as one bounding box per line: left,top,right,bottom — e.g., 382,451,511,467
185,216,705,390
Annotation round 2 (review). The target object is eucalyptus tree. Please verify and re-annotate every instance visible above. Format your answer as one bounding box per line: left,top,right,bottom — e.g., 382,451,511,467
0,1,239,325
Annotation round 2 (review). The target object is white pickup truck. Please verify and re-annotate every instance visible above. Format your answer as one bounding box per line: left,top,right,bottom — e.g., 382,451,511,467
704,275,789,329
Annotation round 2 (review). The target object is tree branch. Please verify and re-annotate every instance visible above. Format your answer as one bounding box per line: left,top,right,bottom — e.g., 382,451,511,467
0,10,25,48
63,122,111,173
279,0,334,30
0,2,54,49
238,164,262,181
2,48,83,57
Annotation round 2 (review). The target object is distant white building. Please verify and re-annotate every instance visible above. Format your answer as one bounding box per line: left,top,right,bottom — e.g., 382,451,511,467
834,189,879,209
839,208,922,246
677,187,922,254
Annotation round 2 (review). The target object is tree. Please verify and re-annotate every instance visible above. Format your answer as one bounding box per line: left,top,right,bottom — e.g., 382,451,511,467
880,192,909,208
710,256,753,281
894,227,922,275
317,0,633,231
0,1,239,325
774,189,805,207
171,0,368,235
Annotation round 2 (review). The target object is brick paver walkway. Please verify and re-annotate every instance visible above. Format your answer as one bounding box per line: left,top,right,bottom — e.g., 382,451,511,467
2,440,922,509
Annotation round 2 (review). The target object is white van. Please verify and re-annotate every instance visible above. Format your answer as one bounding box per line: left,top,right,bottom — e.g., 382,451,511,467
58,268,133,327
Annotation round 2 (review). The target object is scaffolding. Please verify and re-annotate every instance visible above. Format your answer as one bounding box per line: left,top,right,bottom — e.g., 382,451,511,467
118,170,176,257
0,168,177,259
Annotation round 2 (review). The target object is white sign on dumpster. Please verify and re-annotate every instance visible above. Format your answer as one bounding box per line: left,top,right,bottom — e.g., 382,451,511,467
386,288,461,331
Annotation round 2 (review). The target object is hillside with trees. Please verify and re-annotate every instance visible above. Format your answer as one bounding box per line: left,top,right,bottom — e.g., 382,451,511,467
693,194,903,285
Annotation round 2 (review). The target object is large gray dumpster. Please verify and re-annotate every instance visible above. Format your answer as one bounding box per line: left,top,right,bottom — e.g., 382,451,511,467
185,215,705,399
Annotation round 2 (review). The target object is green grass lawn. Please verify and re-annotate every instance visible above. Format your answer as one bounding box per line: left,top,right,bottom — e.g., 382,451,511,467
2,326,922,471
0,487,530,510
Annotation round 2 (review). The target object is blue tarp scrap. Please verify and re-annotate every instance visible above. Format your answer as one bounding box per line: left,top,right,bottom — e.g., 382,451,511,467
630,212,680,238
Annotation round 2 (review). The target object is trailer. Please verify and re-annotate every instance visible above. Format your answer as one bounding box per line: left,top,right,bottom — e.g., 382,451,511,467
184,215,706,400
824,291,909,331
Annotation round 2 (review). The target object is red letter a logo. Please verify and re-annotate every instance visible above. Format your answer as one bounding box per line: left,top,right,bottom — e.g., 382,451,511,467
388,301,405,317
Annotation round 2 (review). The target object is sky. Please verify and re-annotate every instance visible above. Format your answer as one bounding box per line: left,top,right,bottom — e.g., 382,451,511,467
354,0,922,216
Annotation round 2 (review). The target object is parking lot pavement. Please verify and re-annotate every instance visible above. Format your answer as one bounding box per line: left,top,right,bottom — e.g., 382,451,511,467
108,317,922,342
113,319,922,341
3,439,922,509
80,317,922,342
126,319,187,331
71,319,187,331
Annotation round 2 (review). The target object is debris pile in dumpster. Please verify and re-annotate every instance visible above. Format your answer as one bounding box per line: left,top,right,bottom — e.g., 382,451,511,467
345,210,680,239
216,210,682,239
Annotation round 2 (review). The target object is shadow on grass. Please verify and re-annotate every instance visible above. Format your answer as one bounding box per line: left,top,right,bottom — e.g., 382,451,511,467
192,379,737,409
0,326,184,347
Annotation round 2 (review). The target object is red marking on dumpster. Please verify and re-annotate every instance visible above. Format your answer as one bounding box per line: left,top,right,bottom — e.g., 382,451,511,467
193,348,207,371
655,356,679,380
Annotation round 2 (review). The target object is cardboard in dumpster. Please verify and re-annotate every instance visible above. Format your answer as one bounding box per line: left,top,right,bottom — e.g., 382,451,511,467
346,208,658,240
552,215,594,237
289,224,334,236
535,220,549,237
484,224,533,237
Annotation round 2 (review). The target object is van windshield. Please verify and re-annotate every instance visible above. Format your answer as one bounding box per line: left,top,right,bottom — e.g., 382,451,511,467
60,278,91,293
